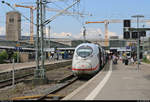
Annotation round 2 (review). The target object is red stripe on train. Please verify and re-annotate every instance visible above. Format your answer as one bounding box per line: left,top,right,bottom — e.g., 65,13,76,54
72,64,99,71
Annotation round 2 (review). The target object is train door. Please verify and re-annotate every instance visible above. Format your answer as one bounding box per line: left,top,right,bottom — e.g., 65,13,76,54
103,51,106,65
102,49,105,66
99,48,103,68
101,48,104,67
98,47,102,69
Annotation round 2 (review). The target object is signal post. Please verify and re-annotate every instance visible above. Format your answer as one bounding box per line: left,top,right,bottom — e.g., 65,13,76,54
123,16,150,71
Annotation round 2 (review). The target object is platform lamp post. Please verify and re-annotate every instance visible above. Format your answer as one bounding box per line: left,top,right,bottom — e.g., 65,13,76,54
131,15,144,71
142,24,146,53
83,26,86,43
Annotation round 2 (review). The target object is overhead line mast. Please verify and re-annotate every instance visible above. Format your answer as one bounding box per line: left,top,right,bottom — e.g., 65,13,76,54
35,0,82,83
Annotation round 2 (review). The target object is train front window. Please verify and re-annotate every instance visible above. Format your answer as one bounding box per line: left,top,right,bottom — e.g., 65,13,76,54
77,46,93,58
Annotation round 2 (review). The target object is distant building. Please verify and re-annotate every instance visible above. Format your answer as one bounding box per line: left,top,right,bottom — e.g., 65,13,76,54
109,36,119,40
90,39,105,47
6,11,21,41
0,35,5,40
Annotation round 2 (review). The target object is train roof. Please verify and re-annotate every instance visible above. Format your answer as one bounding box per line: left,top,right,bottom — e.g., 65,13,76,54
75,43,102,50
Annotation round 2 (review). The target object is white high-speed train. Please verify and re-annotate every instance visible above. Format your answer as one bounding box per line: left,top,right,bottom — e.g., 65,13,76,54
72,43,107,77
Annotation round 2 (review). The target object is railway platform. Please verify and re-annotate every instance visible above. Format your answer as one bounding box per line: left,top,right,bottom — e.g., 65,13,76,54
0,59,71,73
63,60,150,100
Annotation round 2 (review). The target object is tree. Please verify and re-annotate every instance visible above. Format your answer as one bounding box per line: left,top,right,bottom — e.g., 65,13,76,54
0,50,8,64
11,52,18,62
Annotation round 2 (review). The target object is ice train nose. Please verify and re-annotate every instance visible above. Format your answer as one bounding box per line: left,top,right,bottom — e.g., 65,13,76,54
73,62,92,71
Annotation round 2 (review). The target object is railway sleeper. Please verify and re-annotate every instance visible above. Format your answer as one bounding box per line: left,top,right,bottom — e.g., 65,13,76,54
11,77,77,100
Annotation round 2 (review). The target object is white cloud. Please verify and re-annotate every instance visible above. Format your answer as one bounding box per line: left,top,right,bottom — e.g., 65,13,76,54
23,32,30,36
23,22,30,25
0,26,5,35
108,31,117,38
119,34,123,39
44,26,73,38
51,32,72,38
73,28,104,40
44,27,120,41
72,33,82,39
21,22,30,36
146,22,150,27
45,27,49,38
86,28,103,39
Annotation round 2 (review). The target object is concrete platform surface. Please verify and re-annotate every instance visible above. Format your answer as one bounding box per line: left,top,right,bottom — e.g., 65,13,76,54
0,59,71,73
63,60,150,100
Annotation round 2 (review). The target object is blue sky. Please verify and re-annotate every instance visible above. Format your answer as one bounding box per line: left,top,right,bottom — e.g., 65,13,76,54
0,0,150,40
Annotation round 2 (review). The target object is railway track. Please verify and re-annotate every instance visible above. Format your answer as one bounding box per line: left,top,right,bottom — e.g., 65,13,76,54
11,71,94,100
11,73,93,100
0,62,72,89
1,61,110,100
11,75,78,100
0,73,33,88
0,62,76,100
37,75,78,100
0,60,72,81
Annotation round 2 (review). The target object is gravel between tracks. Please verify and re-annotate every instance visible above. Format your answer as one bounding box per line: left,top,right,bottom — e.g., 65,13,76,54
0,64,73,100
0,62,109,100
55,80,88,97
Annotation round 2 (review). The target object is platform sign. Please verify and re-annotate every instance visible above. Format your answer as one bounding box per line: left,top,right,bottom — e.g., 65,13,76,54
14,47,22,51
19,47,22,51
140,31,146,37
16,44,20,47
14,47,17,50
132,32,138,39
126,46,130,49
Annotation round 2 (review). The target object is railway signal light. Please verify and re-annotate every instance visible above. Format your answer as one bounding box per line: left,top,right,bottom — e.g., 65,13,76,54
123,20,131,39
124,20,131,27
123,32,130,39
140,31,146,37
132,32,138,39
131,31,146,39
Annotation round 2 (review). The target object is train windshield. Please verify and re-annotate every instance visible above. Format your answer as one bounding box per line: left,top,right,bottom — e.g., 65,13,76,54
77,46,93,58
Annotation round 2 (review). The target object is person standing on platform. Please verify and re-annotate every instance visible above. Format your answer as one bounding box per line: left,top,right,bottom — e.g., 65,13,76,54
131,57,134,64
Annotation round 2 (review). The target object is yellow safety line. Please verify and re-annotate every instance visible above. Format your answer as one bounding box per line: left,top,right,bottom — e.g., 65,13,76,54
11,94,65,100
